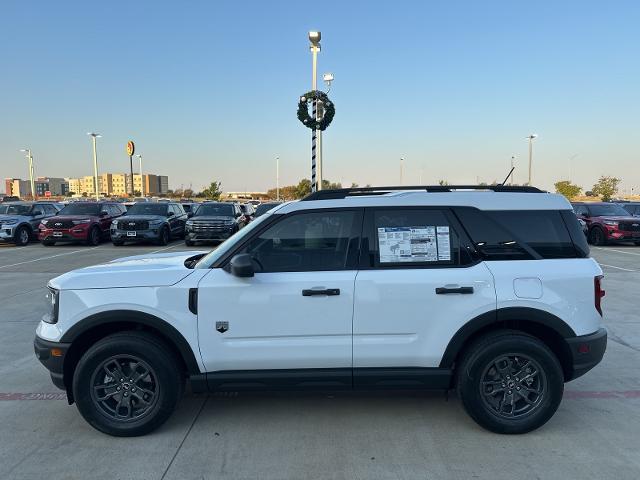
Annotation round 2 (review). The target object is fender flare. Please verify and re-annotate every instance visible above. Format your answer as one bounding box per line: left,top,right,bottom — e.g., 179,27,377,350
439,307,576,368
60,309,201,374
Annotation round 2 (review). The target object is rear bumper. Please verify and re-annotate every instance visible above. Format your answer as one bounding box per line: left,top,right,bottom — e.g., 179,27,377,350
566,328,607,381
34,335,70,391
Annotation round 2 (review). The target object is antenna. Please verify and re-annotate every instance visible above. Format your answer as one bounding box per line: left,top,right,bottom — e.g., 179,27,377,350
501,166,515,186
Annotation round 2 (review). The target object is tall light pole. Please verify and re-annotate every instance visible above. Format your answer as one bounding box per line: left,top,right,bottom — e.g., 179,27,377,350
19,149,36,199
276,155,280,201
136,154,144,197
400,157,405,185
510,155,517,185
526,134,538,186
87,133,101,200
309,31,321,192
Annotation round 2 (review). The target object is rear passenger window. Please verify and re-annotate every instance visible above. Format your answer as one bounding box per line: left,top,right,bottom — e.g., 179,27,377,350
455,209,577,260
369,209,470,267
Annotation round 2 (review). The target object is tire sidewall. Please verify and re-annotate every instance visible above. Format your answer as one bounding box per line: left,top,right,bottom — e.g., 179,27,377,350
88,226,101,246
589,227,606,246
72,335,181,436
15,225,30,246
458,335,564,434
159,226,170,245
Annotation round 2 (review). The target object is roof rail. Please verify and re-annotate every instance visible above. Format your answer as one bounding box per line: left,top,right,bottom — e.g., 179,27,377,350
301,185,545,201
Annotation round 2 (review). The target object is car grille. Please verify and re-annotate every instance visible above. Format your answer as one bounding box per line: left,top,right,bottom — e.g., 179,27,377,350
121,220,149,231
191,221,232,232
51,220,74,229
618,222,640,232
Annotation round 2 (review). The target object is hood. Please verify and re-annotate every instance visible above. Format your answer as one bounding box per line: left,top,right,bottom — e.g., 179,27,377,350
596,215,639,222
53,214,99,220
190,215,234,221
118,214,166,221
50,250,208,290
0,214,29,223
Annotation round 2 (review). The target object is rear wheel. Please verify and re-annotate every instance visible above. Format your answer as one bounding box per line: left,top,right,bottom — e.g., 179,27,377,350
589,227,607,246
14,225,31,246
87,226,101,246
42,240,56,246
112,240,125,246
185,239,195,246
72,332,183,437
456,330,564,434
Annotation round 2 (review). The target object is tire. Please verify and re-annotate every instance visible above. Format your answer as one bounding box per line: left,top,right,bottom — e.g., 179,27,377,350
72,331,183,437
87,226,101,246
185,239,195,246
456,330,564,434
157,226,170,246
634,241,640,246
14,225,31,246
42,240,56,246
112,241,125,246
589,227,607,246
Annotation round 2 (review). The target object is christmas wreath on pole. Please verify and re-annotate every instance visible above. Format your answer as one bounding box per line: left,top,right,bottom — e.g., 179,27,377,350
297,90,335,131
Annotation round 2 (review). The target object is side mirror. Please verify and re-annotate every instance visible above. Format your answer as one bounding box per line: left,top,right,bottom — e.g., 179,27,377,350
167,211,175,217
229,253,254,278
99,211,109,217
187,212,194,218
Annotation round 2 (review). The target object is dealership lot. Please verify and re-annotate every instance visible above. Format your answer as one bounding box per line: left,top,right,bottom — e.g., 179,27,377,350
1,242,639,480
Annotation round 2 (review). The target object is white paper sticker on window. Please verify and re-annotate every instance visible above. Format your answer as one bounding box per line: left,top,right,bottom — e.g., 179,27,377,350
378,226,439,263
436,226,451,260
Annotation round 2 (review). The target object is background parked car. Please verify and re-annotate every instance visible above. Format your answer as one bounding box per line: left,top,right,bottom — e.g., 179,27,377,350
620,202,640,216
1,195,21,203
184,202,246,246
111,202,187,246
0,201,62,246
572,202,640,246
254,201,282,218
39,202,125,246
239,203,255,223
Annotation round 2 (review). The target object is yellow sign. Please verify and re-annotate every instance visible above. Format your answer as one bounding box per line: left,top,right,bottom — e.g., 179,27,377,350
126,140,135,156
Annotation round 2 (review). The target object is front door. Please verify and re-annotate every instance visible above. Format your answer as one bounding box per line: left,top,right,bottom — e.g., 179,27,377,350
197,209,363,384
353,208,496,385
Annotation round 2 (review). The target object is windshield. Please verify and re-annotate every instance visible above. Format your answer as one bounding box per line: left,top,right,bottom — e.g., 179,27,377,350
0,204,31,215
254,203,280,217
589,204,630,216
126,203,168,216
195,204,234,216
58,203,101,216
195,212,273,269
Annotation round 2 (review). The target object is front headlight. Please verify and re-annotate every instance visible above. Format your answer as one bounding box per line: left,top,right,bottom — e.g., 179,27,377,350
111,220,118,228
603,220,618,227
186,220,194,226
43,287,59,324
72,219,91,225
41,219,49,226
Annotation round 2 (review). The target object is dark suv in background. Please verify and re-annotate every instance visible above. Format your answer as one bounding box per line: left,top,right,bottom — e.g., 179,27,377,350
0,201,62,246
184,202,246,245
621,202,640,217
572,202,640,246
39,202,125,246
111,202,187,245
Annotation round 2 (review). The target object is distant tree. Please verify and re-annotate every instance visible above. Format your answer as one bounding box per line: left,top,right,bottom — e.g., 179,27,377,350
201,181,222,200
322,180,342,190
585,190,596,197
82,192,87,198
66,191,75,197
295,179,312,199
350,182,359,188
591,176,620,201
438,179,449,186
183,188,194,198
167,189,174,196
554,180,582,200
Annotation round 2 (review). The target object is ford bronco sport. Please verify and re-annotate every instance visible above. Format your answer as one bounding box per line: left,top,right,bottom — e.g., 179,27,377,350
34,186,606,436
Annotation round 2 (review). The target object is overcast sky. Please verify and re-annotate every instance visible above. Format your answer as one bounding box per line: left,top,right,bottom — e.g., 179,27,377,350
1,0,639,194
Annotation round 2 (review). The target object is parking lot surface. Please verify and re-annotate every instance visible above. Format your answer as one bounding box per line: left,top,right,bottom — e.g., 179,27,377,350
1,241,639,480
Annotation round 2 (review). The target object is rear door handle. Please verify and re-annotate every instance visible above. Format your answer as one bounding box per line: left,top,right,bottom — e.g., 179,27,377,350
435,286,474,295
302,288,341,297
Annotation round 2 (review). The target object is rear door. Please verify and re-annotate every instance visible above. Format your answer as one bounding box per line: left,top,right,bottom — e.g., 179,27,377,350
353,207,496,384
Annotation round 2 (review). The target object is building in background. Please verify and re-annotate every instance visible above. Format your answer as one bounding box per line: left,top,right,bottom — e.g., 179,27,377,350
66,173,169,197
66,178,81,195
34,177,69,196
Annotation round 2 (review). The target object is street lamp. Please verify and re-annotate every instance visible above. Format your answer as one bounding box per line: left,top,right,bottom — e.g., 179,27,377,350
136,154,144,197
19,149,36,199
526,134,538,186
276,155,280,201
510,155,517,185
400,157,405,185
87,133,101,200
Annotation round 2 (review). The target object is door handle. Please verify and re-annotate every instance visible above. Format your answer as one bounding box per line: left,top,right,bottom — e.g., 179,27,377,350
302,288,340,297
435,286,474,295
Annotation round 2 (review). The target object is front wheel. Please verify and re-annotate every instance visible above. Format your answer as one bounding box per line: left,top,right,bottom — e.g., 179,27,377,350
72,332,183,437
456,330,564,434
87,226,101,246
14,225,31,246
185,239,195,246
589,227,607,246
157,226,170,246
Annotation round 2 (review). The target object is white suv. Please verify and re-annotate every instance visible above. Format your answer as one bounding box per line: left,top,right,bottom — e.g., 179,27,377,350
34,186,607,436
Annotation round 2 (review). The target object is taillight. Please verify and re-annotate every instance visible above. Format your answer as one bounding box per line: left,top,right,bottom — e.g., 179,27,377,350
594,275,605,316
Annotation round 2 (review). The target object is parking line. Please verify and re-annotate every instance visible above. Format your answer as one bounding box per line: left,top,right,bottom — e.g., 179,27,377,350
593,247,640,257
150,243,184,254
599,263,636,272
0,247,100,269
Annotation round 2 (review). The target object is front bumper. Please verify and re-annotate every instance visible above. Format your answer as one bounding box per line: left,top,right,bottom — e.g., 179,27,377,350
0,225,16,241
110,227,162,241
566,328,607,381
39,227,89,242
34,335,70,391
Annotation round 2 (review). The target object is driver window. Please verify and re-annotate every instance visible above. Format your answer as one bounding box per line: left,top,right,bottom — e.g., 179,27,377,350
241,211,358,272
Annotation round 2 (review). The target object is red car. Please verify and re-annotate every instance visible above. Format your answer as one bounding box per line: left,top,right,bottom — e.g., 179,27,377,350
39,201,126,246
572,202,640,246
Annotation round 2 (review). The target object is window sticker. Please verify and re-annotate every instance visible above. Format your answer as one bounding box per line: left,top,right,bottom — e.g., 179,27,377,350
436,226,451,260
378,226,447,263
